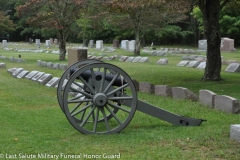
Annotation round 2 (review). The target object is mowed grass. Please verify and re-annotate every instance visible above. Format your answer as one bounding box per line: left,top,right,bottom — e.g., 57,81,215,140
0,43,240,160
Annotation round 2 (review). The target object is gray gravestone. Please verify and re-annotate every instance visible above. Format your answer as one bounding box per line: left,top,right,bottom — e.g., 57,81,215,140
121,40,129,50
214,95,240,113
172,87,198,101
0,63,6,68
125,57,135,62
37,60,41,66
46,40,51,47
37,74,52,84
198,39,207,50
119,56,129,61
225,63,240,73
53,63,60,69
199,90,217,108
128,40,135,52
35,39,40,46
12,68,24,77
25,71,39,79
230,124,240,142
139,82,155,94
17,70,29,78
89,40,94,48
132,56,142,62
31,72,45,81
7,68,17,74
47,62,53,68
186,61,201,68
139,57,149,63
157,58,168,65
155,85,172,97
177,61,189,67
197,62,206,69
59,64,68,70
2,40,7,48
45,77,60,87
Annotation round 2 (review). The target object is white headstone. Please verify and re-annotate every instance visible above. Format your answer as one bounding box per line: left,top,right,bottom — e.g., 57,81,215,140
12,68,24,77
46,40,51,47
128,40,136,52
198,40,207,50
2,40,7,48
121,40,129,50
35,39,40,46
96,40,103,49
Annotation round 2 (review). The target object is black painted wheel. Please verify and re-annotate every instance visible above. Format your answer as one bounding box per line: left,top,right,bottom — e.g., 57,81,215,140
62,63,137,134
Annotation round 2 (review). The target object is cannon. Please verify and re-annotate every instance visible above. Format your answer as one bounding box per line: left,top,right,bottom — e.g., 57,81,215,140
57,60,206,134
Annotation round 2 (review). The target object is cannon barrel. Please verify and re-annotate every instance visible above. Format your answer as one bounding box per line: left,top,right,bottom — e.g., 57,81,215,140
70,67,126,87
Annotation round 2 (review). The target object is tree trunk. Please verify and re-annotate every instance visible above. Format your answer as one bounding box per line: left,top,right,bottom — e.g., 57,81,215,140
199,0,222,81
59,38,66,60
134,28,141,56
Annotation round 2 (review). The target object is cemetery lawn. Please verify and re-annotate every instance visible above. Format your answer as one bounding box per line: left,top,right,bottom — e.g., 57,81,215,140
0,43,240,160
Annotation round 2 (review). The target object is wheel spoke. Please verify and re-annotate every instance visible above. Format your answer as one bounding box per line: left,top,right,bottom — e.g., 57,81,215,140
100,107,110,131
107,101,130,113
105,105,122,124
79,76,95,94
93,108,100,132
99,68,107,92
71,102,93,117
80,106,96,127
70,86,93,99
103,72,120,94
68,99,92,103
90,68,97,90
106,83,129,96
72,81,84,89
69,94,85,101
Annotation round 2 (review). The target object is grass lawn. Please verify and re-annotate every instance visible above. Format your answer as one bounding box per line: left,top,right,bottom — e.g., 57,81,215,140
0,42,239,160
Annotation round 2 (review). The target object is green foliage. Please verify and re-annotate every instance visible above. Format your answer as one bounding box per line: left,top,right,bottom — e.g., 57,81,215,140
190,6,204,33
0,11,15,35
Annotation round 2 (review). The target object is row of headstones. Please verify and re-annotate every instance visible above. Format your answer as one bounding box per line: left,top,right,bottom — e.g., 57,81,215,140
37,60,68,70
30,38,58,47
177,60,206,69
134,81,240,143
142,48,197,55
0,55,26,63
119,56,149,63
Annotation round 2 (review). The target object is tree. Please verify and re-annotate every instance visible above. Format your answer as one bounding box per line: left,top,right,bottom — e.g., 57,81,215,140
0,11,15,37
198,0,230,81
17,0,88,60
98,0,190,55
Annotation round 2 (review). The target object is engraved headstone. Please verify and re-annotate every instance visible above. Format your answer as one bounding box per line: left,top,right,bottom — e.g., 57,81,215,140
125,57,135,62
25,71,39,79
31,72,45,81
46,40,51,47
12,68,24,77
7,68,17,74
17,70,29,78
37,74,52,84
45,77,60,87
221,38,236,52
186,61,201,68
198,39,207,50
225,63,240,72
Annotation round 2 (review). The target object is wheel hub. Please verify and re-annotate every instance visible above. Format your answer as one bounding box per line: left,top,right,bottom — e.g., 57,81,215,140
93,93,107,107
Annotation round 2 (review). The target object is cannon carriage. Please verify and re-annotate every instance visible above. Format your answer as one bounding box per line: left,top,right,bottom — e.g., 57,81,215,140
57,60,205,134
